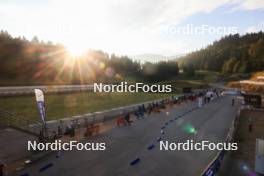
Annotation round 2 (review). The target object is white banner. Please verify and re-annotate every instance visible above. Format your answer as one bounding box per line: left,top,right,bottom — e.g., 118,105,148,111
34,89,46,125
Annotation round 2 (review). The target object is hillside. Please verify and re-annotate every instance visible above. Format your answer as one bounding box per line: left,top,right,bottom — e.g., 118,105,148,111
1,30,263,86
0,31,179,86
178,32,264,74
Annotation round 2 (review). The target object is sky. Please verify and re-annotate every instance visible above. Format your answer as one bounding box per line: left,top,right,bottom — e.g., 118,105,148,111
0,0,264,57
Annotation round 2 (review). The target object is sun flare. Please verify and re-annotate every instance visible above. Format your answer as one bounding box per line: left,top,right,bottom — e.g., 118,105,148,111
66,43,88,57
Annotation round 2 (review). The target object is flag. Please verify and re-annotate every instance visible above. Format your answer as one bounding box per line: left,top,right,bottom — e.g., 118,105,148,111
34,89,46,125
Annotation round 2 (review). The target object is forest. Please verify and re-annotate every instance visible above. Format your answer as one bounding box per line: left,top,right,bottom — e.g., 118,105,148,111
0,30,263,86
0,30,179,85
178,32,264,74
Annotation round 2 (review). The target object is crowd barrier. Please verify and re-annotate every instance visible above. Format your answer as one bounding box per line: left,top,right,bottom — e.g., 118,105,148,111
4,91,209,141
0,90,204,137
42,93,201,136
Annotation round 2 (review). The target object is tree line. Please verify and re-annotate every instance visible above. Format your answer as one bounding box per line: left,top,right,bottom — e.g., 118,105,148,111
178,32,264,74
2,30,263,86
0,30,179,85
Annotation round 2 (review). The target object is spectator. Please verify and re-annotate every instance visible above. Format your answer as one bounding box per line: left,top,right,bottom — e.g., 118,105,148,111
198,96,203,108
139,105,144,118
134,111,140,119
116,117,126,126
52,131,58,140
204,96,207,104
142,104,146,113
70,125,75,137
64,124,74,136
39,130,44,142
64,125,71,135
148,103,153,115
124,113,131,125
57,126,63,137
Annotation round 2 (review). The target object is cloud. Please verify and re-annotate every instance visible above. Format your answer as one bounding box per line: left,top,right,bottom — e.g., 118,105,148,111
105,0,264,29
246,22,264,33
107,0,234,28
0,0,264,55
238,0,264,10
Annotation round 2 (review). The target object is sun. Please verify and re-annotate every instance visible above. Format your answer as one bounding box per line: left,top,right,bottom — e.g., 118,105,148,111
66,43,88,57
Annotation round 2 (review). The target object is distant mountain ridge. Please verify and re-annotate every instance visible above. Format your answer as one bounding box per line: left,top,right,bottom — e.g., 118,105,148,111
130,53,185,63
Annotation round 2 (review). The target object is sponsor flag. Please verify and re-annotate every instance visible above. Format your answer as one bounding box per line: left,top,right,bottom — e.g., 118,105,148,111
34,89,46,125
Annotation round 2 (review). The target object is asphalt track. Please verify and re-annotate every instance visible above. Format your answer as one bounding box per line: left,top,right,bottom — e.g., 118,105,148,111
20,95,239,176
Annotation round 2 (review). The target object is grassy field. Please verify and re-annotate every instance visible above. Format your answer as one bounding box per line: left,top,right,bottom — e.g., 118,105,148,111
0,92,175,122
160,70,219,91
0,72,214,122
171,80,208,89
160,79,209,92
195,70,220,83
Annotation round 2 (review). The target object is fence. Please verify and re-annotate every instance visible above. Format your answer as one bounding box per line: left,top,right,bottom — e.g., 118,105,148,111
0,89,205,138
1,93,195,136
39,94,190,137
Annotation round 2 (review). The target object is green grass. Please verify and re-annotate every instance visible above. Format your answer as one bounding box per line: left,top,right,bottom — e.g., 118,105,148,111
0,92,175,122
171,80,208,88
159,79,209,92
162,70,220,89
0,73,215,123
195,70,220,83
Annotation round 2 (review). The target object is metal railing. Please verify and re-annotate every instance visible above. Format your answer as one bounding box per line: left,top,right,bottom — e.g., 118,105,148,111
0,91,203,138
201,108,240,176
0,93,193,136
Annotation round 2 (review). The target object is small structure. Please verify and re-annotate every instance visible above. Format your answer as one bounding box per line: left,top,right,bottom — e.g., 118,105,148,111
242,93,262,108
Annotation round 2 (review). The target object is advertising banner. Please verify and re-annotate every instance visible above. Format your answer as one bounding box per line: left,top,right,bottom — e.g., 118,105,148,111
34,89,46,125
